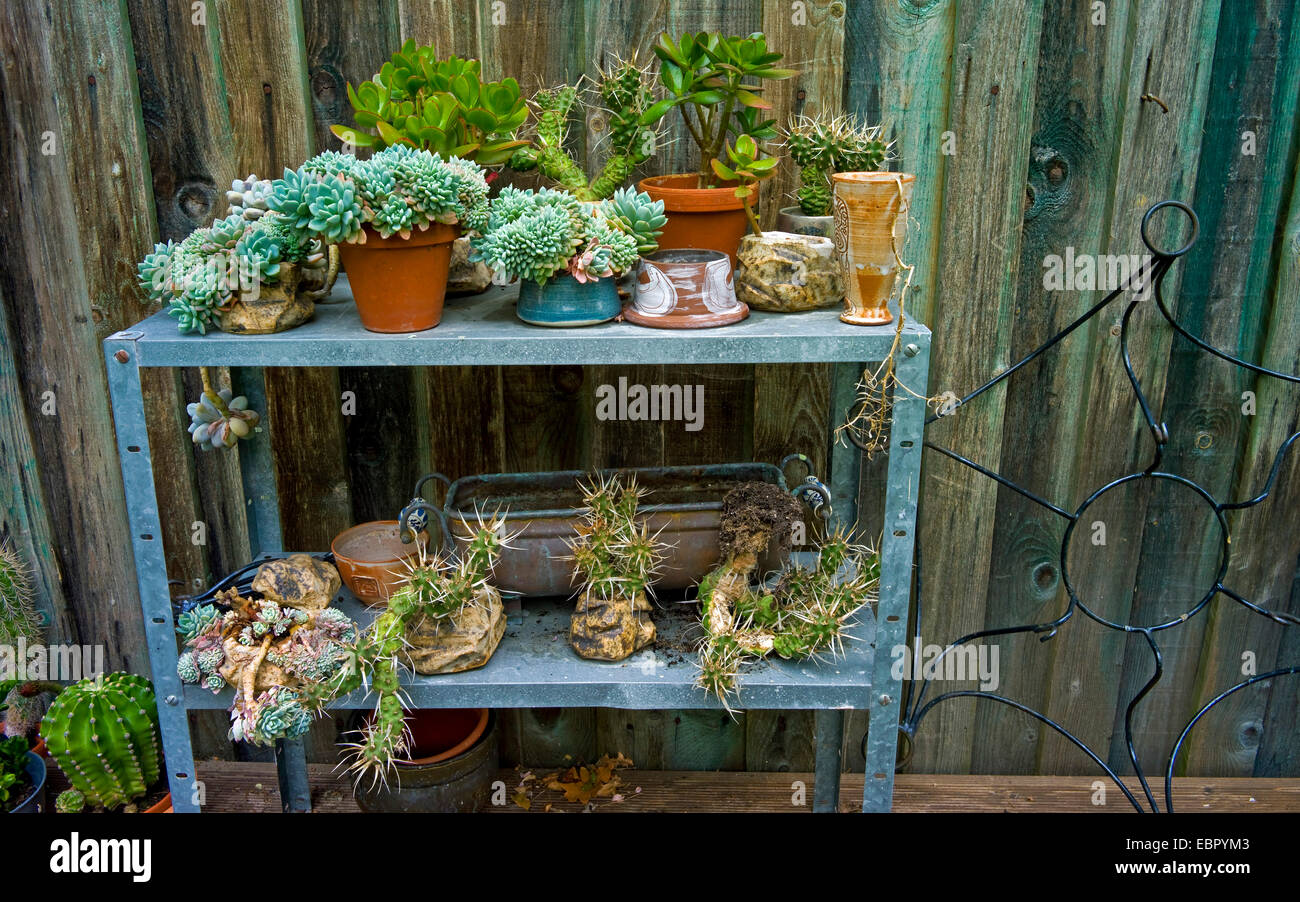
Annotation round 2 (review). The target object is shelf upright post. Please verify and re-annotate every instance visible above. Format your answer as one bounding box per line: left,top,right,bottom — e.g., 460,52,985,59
104,332,201,813
863,335,930,812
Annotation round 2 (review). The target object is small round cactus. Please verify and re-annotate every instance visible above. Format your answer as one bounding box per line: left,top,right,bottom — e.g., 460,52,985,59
54,788,85,814
39,673,162,811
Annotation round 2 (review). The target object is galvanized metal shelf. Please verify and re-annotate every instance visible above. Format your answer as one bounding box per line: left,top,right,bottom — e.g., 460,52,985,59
182,579,876,712
105,275,930,814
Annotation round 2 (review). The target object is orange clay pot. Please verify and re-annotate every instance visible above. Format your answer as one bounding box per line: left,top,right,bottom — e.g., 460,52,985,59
831,172,915,326
639,174,756,267
144,792,173,813
337,222,460,333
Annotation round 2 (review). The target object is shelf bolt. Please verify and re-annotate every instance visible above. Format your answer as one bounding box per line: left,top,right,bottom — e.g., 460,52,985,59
114,350,130,364
164,695,178,706
879,694,893,706
904,343,919,358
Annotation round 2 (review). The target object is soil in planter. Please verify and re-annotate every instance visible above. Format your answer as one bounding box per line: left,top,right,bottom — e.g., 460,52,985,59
718,482,804,559
4,780,35,812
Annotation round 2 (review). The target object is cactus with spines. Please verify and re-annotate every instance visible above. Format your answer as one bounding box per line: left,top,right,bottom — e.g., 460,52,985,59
55,788,85,813
326,514,508,786
38,673,163,812
0,540,41,649
694,526,879,707
784,113,891,216
508,58,664,201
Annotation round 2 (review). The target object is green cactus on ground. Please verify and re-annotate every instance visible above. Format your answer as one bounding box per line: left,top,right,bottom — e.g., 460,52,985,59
784,113,891,216
39,673,162,811
55,788,85,813
0,541,41,648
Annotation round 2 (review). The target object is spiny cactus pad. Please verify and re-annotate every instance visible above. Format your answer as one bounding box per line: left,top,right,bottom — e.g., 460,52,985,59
39,673,162,811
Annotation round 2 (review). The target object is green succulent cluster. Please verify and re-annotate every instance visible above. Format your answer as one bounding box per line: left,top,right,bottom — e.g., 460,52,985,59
39,673,162,811
696,530,879,708
271,145,490,244
333,40,529,167
0,734,32,811
509,58,664,201
601,186,668,255
0,541,41,649
137,205,315,335
177,593,355,745
569,475,661,602
187,386,261,451
785,113,891,216
324,516,506,785
472,186,653,284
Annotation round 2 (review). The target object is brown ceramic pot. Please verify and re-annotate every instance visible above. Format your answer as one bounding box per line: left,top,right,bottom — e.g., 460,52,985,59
623,249,749,329
331,521,419,606
639,174,755,266
832,172,915,326
144,792,173,813
337,222,459,333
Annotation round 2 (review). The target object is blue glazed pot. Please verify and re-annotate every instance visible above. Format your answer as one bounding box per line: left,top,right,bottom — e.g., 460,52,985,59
11,751,46,813
517,273,620,327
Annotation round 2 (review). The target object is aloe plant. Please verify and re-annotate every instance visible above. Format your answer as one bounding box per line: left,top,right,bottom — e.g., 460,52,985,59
332,40,529,168
643,32,796,188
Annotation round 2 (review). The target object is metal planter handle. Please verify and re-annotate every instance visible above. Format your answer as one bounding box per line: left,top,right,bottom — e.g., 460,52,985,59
399,472,454,552
780,453,833,521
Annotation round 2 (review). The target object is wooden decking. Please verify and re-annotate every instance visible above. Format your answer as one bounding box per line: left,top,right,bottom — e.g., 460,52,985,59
177,763,1300,813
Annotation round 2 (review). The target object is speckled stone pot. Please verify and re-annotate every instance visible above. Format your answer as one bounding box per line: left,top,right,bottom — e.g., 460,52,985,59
735,231,844,313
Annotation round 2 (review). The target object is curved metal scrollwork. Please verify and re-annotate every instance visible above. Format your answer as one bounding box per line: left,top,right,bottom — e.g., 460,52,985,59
884,200,1300,813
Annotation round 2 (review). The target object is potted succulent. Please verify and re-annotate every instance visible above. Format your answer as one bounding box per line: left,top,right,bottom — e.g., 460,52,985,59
38,673,173,812
137,187,337,335
472,185,664,327
509,57,664,201
175,556,356,745
638,31,795,263
779,113,890,237
331,40,531,296
270,146,490,332
1,733,44,813
727,133,846,313
0,543,52,755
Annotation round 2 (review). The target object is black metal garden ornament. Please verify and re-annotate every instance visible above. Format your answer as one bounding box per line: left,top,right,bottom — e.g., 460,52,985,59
867,200,1299,813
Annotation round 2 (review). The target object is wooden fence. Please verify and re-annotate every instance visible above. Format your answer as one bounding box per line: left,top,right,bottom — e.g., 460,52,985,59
0,0,1297,777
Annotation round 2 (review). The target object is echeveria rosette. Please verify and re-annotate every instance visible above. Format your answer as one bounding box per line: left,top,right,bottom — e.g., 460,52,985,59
187,387,261,450
273,146,490,243
474,185,649,285
600,186,666,256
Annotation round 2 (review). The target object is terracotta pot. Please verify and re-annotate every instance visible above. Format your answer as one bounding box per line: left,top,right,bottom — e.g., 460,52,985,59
337,222,460,333
331,521,419,606
144,792,173,813
353,710,497,813
403,708,490,764
832,172,914,326
623,249,748,329
639,174,755,266
216,262,315,334
776,205,835,238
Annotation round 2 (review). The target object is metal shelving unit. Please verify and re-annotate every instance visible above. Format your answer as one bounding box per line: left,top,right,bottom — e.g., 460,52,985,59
104,278,930,813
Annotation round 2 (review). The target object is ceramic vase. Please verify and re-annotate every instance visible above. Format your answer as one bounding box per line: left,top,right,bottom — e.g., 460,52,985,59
832,172,915,326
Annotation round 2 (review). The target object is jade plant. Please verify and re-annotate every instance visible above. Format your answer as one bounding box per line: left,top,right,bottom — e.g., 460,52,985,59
0,734,33,811
269,145,490,245
785,113,891,216
331,40,529,168
0,541,41,650
315,514,508,785
644,31,795,188
710,134,777,236
567,475,662,662
176,571,357,746
38,673,163,811
509,58,664,200
471,186,663,284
